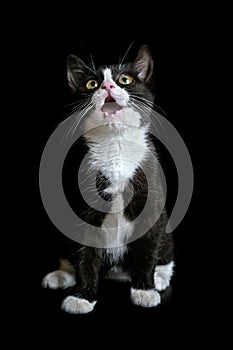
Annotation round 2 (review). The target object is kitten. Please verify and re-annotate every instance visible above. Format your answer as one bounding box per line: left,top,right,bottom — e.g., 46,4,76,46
42,45,174,314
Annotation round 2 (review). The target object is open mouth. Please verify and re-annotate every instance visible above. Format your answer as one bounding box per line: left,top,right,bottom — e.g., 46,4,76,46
105,96,115,103
101,96,123,115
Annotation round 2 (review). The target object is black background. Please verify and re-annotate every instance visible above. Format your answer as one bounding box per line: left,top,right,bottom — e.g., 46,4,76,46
15,8,214,346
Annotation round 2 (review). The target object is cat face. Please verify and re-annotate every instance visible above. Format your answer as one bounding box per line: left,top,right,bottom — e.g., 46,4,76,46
66,46,155,134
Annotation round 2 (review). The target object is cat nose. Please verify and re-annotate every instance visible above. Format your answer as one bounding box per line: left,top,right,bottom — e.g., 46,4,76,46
101,81,115,90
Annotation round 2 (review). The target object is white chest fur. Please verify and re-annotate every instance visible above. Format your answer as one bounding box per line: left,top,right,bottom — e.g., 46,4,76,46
86,126,149,193
101,193,134,256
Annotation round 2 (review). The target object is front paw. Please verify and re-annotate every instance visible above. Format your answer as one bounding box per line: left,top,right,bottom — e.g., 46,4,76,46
154,272,171,291
130,288,161,308
61,296,96,314
154,262,174,291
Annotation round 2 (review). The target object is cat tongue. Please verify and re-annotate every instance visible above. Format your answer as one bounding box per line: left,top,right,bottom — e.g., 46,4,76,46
101,102,122,114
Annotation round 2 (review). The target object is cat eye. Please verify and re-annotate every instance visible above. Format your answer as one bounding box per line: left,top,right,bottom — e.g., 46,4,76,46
118,74,133,85
86,79,99,90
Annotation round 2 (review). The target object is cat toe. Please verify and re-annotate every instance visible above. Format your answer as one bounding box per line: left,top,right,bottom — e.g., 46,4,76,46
41,270,76,289
154,272,170,291
130,288,161,308
61,296,96,314
154,262,174,291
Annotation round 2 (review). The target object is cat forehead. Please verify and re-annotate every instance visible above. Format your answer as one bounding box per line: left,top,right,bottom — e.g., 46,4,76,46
102,68,112,81
97,64,130,79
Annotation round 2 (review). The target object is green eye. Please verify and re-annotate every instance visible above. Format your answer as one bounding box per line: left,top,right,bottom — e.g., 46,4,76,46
86,79,98,90
118,74,133,85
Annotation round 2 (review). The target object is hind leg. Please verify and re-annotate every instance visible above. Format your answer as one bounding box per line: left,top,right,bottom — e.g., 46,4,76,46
41,258,76,289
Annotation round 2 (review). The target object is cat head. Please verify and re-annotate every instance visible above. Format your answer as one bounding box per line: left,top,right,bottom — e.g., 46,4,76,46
66,45,155,134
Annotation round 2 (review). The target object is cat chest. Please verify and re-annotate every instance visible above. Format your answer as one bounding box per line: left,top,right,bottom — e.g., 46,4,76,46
100,193,134,262
88,136,148,188
101,193,134,243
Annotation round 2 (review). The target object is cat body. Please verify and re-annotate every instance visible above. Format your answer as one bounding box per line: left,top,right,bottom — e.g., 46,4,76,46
42,46,174,314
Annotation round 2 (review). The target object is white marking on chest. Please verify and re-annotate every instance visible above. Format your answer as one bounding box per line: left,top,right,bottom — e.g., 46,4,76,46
87,127,149,192
100,193,134,261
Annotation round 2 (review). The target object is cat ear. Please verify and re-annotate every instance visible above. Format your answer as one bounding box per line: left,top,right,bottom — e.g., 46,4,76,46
132,45,154,83
66,55,89,91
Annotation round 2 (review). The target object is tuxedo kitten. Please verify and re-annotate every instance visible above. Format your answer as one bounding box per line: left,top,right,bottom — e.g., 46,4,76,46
42,45,174,314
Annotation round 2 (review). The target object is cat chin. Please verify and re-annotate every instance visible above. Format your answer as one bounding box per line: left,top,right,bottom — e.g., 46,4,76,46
103,107,142,126
103,109,123,120
84,107,142,136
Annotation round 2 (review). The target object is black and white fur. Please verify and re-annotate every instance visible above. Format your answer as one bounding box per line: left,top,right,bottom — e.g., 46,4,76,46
42,46,174,314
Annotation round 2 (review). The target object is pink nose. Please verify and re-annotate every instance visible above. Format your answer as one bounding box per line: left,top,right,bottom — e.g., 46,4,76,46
101,81,115,91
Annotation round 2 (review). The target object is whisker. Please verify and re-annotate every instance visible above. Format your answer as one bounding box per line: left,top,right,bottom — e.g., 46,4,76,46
130,97,168,139
130,100,164,137
61,101,94,141
130,93,167,115
71,104,94,137
130,100,159,134
90,53,96,73
59,97,92,125
119,41,135,68
63,96,91,109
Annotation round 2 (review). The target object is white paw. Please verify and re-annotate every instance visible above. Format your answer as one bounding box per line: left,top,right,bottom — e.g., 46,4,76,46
41,270,76,289
154,262,174,291
154,272,171,291
130,288,161,308
61,296,96,314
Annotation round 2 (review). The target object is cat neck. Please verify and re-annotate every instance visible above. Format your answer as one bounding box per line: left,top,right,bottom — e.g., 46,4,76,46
83,122,150,193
